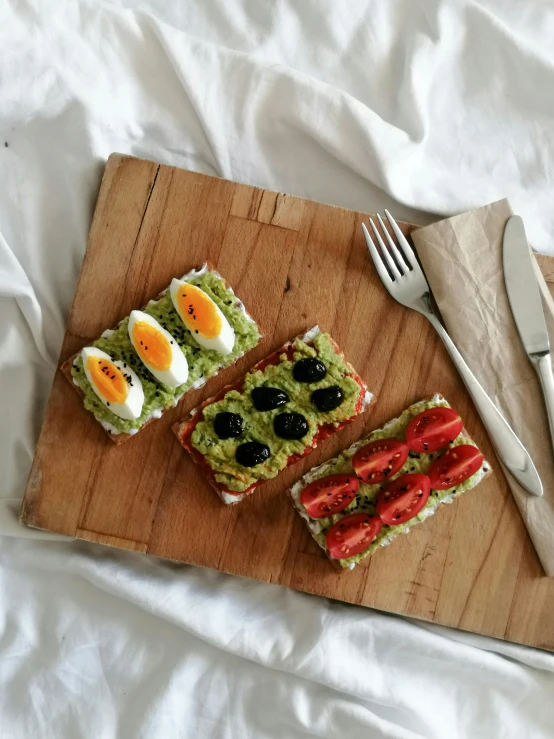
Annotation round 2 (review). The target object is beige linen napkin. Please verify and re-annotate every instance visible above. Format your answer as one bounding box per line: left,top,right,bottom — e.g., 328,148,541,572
411,199,554,575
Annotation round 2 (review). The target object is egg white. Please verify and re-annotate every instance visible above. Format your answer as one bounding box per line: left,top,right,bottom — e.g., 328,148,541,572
128,310,189,388
81,347,144,421
170,279,235,355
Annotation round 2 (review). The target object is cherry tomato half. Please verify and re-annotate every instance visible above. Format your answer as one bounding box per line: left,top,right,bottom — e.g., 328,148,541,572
300,474,359,519
326,513,383,559
352,439,409,484
428,445,484,490
405,407,463,453
376,473,431,525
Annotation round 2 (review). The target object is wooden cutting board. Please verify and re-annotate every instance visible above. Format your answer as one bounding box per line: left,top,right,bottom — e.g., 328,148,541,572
21,154,554,652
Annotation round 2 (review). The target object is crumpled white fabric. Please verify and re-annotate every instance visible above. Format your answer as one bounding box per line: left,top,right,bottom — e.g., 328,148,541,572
2,1,554,737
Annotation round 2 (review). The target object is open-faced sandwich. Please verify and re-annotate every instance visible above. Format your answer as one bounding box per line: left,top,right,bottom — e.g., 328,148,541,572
290,394,491,570
173,327,373,504
63,264,261,443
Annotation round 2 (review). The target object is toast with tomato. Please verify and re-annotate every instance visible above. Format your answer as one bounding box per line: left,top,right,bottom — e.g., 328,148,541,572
289,394,491,570
173,327,373,504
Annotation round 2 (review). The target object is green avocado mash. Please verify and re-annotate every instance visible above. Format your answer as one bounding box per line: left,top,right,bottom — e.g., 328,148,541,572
297,396,489,568
191,332,364,492
71,270,261,433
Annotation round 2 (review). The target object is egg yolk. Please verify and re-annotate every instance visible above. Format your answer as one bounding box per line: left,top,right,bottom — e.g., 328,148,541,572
176,284,222,338
132,321,172,371
87,356,128,404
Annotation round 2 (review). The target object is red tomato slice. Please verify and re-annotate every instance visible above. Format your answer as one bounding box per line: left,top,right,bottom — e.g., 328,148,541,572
300,474,359,519
376,473,431,525
326,513,383,559
405,407,463,453
428,445,484,490
352,439,409,484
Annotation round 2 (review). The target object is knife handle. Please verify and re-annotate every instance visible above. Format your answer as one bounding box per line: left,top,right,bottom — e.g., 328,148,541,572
426,313,543,497
532,353,554,455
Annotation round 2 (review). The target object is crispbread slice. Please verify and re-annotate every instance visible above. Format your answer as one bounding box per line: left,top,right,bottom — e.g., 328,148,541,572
289,393,492,570
173,327,374,504
62,263,261,444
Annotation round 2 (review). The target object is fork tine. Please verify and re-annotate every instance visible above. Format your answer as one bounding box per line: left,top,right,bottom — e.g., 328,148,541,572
384,209,420,271
369,218,402,281
376,214,408,273
361,223,394,287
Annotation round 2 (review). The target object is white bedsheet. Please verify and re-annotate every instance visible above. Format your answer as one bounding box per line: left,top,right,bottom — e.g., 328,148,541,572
2,1,554,736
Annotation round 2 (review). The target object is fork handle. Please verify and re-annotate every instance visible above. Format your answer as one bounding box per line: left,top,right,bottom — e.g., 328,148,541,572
427,313,543,497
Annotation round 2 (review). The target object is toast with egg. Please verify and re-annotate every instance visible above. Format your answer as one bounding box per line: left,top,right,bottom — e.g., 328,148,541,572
289,394,491,570
173,327,374,504
62,263,261,444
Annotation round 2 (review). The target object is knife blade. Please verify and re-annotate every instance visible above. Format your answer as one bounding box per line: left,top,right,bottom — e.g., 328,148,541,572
503,215,550,356
504,214,554,470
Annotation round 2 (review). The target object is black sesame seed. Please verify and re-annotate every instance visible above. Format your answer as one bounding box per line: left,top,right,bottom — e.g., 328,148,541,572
75,367,80,372
195,330,198,334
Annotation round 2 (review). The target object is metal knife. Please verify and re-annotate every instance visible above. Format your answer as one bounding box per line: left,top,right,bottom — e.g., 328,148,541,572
503,215,554,461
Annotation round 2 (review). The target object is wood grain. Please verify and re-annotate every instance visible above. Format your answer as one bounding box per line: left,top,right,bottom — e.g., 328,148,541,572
20,153,554,652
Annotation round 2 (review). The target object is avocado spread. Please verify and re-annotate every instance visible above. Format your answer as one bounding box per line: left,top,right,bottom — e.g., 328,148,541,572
295,396,488,568
71,270,260,433
191,332,364,492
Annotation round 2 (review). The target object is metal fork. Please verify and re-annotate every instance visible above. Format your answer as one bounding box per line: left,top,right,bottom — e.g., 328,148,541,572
362,210,543,497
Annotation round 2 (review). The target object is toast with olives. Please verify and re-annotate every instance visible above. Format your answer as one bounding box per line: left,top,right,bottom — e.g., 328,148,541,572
173,327,374,504
289,394,491,570
62,263,261,444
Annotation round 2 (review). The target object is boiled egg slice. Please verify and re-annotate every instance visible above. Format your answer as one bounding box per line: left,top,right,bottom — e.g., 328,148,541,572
128,310,188,388
81,347,144,420
170,280,235,355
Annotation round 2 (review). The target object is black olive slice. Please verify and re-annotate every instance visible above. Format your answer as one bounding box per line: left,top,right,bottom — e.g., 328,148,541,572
251,386,290,411
311,385,344,412
293,357,327,383
235,441,270,467
274,412,309,440
213,412,244,439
